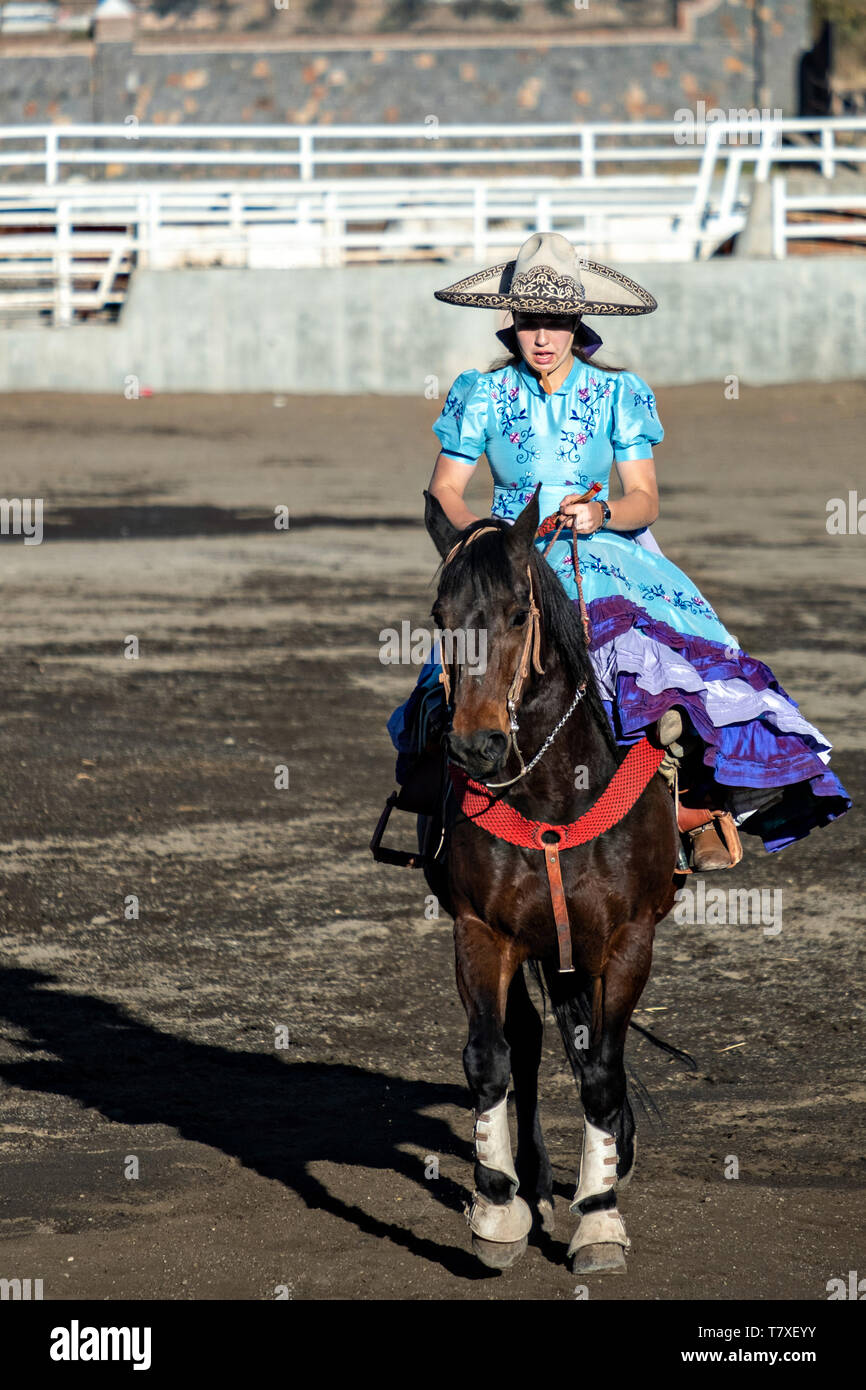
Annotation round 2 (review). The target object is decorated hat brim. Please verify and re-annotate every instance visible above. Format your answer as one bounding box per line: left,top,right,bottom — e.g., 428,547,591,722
433,257,657,315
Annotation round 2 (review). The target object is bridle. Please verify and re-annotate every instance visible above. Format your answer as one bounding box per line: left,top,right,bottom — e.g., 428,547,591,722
438,524,585,789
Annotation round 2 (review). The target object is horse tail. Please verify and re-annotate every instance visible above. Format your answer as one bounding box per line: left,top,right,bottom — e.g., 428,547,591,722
526,961,697,1110
527,962,594,1085
627,1018,697,1070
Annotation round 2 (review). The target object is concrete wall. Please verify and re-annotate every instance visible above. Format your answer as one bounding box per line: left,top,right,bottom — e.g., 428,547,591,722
1,259,864,393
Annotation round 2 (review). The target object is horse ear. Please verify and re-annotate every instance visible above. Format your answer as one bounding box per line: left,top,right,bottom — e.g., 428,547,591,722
504,484,541,558
424,489,462,560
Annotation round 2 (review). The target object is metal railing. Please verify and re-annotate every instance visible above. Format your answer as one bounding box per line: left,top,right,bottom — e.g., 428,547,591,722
0,176,719,264
0,226,131,324
0,119,863,323
0,117,863,185
771,176,866,258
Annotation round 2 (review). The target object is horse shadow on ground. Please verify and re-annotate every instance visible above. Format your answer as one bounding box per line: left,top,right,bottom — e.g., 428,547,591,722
0,967,569,1279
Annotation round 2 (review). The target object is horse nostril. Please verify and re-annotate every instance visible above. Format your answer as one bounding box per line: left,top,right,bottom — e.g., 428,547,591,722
479,732,508,763
444,730,506,770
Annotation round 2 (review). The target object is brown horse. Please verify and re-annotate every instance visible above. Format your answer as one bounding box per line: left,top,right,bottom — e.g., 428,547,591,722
422,486,682,1274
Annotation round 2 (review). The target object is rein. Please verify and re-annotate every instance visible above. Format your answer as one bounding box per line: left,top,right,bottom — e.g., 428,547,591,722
537,481,600,647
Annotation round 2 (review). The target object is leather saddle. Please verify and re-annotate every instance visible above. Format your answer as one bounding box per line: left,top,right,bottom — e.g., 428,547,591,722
371,683,448,868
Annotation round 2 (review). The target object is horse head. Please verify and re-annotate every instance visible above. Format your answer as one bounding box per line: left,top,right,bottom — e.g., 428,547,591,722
424,487,543,780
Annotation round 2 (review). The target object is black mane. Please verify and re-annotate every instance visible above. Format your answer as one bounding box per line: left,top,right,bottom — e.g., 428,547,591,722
434,519,618,754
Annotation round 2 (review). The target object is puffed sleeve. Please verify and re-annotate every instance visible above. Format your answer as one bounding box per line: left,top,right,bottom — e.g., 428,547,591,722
432,369,489,464
610,371,664,462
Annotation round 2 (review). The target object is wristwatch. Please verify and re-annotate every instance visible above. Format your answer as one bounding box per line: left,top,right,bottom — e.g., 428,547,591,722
597,499,612,530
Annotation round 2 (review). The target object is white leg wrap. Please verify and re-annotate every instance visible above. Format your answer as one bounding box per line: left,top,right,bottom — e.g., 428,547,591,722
619,1134,636,1190
474,1095,518,1186
570,1118,619,1213
567,1206,631,1256
469,1095,530,1242
467,1192,533,1243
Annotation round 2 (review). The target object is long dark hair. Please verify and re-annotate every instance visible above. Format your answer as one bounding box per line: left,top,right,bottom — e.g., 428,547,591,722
486,319,625,376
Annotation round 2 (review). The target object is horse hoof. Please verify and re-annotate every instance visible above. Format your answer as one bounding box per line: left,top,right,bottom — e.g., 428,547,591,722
472,1234,529,1270
537,1198,556,1234
569,1242,627,1276
467,1191,532,1243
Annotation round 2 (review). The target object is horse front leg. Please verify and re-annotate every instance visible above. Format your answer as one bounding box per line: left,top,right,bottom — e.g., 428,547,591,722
505,964,555,1233
568,917,654,1277
454,912,533,1269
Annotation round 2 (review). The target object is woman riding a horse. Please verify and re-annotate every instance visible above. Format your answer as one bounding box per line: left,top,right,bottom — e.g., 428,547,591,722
388,231,849,872
375,232,850,1274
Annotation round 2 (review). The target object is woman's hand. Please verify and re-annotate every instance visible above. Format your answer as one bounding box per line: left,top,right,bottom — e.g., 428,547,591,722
558,494,604,535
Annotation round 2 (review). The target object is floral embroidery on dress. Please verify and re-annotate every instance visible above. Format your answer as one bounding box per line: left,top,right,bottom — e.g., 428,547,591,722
632,390,656,418
585,553,631,587
546,547,638,596
440,384,466,432
636,579,715,617
564,378,613,446
556,432,589,467
491,372,538,468
547,546,720,622
491,471,537,520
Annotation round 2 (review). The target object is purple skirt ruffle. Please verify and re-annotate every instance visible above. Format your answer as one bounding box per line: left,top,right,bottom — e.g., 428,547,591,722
585,596,851,853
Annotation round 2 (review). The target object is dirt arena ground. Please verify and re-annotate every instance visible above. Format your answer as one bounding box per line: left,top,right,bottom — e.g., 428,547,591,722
0,380,863,1302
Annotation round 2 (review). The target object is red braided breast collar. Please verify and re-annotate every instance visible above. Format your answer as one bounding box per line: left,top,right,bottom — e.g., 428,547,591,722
449,736,664,850
448,737,665,973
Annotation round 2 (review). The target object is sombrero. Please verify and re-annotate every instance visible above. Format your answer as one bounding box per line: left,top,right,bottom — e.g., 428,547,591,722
433,231,657,316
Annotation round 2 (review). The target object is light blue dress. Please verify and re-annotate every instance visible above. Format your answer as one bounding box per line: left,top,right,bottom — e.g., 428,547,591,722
433,356,727,641
388,355,850,852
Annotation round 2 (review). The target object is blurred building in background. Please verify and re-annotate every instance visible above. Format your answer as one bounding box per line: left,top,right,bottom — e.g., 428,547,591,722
0,0,841,125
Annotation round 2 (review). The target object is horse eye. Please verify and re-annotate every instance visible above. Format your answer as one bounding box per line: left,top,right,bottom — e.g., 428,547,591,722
511,609,529,627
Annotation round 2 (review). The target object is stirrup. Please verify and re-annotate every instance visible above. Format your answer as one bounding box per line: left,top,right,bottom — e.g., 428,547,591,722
370,791,427,868
370,773,448,870
666,764,743,875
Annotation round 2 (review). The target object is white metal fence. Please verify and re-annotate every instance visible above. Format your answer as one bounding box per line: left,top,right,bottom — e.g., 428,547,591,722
0,117,864,185
0,118,863,323
772,177,866,258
